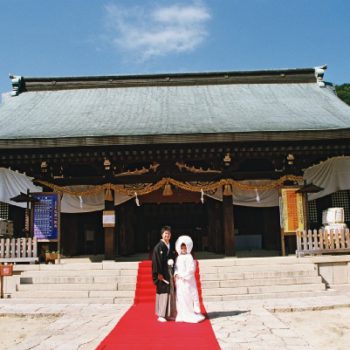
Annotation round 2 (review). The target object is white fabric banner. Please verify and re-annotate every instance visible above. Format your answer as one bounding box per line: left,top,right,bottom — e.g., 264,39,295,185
304,156,350,201
233,181,279,207
114,192,134,206
61,186,105,213
205,180,279,207
0,167,42,208
61,186,135,213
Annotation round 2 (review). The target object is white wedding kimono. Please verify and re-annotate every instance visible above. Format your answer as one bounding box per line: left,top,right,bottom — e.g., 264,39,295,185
174,236,205,323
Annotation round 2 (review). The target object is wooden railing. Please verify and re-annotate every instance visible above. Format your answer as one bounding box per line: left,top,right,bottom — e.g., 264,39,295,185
0,238,38,263
296,229,350,257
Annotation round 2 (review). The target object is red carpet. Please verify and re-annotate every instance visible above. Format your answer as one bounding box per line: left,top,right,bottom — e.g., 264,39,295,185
97,260,220,349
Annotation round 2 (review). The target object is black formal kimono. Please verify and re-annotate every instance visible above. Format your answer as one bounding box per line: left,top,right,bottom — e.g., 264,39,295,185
152,240,176,318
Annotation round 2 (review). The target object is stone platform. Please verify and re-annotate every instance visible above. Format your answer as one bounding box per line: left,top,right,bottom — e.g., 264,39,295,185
3,254,350,303
1,255,350,349
1,294,350,349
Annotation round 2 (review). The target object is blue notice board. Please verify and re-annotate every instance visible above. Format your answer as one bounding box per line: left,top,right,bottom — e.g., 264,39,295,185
32,193,60,241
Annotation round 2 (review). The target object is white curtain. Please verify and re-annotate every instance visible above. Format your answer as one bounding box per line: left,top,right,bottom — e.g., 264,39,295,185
114,192,134,206
0,168,42,208
61,186,135,213
60,185,105,213
3,166,321,211
205,180,279,207
304,156,350,201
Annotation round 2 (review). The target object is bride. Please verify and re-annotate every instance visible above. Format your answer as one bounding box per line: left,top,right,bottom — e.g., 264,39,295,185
174,235,205,323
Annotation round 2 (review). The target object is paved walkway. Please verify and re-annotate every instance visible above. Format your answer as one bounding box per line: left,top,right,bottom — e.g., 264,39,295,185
0,303,130,350
1,293,350,349
206,293,350,349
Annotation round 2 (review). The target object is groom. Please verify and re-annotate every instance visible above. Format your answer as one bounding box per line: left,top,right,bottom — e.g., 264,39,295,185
152,225,176,322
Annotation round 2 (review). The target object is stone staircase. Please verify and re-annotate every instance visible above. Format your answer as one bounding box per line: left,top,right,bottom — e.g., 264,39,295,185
9,261,138,304
4,256,334,304
198,257,328,301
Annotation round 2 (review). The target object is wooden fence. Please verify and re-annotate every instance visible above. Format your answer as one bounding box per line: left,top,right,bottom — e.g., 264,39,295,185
0,238,38,263
296,229,350,257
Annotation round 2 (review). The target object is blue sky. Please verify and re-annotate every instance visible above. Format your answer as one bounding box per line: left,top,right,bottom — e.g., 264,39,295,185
0,0,349,95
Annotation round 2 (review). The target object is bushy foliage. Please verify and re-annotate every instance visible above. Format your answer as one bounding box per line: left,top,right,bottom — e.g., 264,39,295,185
336,84,350,106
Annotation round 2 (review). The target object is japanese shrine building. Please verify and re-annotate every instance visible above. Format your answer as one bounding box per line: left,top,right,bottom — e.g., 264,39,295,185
1,65,350,258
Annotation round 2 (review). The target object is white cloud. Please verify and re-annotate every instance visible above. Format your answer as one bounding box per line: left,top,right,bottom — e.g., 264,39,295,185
152,4,210,24
104,2,211,60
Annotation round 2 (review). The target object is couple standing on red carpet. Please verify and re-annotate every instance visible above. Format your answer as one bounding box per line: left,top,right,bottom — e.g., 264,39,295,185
152,226,205,323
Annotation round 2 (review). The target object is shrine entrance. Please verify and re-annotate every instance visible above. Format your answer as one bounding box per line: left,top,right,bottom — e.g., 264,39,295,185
116,189,282,256
135,202,208,254
59,201,282,258
61,211,104,256
116,188,209,256
233,205,281,252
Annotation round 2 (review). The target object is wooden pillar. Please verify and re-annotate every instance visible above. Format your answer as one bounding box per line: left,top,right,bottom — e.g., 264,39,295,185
214,201,224,253
223,193,235,256
207,197,225,253
104,200,115,260
126,201,136,255
119,205,127,256
206,198,215,252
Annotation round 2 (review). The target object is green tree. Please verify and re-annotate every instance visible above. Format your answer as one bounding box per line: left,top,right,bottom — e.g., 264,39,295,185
336,84,350,106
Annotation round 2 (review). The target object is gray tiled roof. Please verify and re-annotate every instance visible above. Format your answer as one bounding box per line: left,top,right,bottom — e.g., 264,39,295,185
0,81,350,140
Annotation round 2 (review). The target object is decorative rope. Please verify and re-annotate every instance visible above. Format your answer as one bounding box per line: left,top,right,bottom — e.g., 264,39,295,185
35,175,303,197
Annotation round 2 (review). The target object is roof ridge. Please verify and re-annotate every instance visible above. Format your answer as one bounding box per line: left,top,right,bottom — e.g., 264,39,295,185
8,65,327,95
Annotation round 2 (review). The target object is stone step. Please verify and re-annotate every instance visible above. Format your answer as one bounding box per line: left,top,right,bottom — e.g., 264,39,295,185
8,258,328,305
200,269,318,281
198,257,314,266
17,282,135,291
202,283,325,297
90,290,135,298
0,297,133,304
203,289,340,302
94,276,137,284
101,261,139,268
19,275,137,284
12,261,138,273
198,264,317,274
20,269,138,277
0,297,114,304
30,261,138,269
201,275,323,289
19,283,107,291
328,284,350,292
12,290,89,298
11,290,135,299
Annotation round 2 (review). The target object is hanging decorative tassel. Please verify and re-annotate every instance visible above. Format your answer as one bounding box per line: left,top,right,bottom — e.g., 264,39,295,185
255,188,260,202
134,192,140,206
104,187,113,201
79,195,83,208
162,182,173,196
200,189,204,204
223,184,233,196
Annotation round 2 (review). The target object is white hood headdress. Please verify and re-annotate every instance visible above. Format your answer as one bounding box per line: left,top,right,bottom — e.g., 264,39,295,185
175,235,193,255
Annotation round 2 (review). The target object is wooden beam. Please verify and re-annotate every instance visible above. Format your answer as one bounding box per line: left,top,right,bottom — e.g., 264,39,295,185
35,170,285,187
